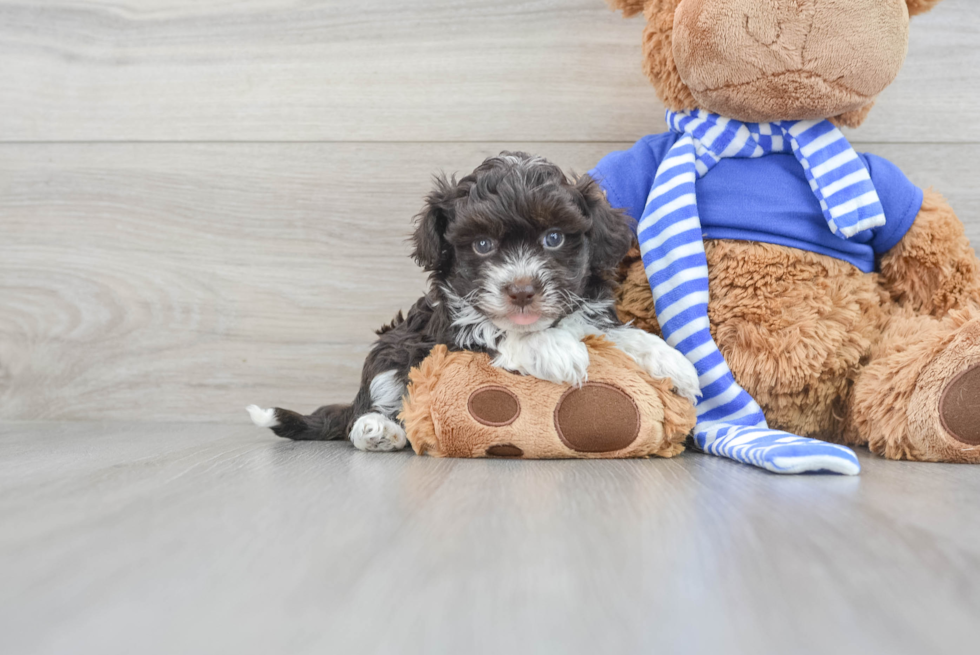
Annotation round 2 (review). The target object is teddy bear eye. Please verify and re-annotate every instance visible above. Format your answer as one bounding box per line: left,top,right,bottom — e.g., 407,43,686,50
542,230,564,250
473,237,496,256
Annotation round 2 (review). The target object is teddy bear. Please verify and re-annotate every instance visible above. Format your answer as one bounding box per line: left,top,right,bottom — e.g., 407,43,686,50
400,336,696,460
593,0,980,465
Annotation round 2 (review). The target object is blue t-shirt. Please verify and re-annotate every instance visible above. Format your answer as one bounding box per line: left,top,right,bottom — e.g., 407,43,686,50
588,132,924,273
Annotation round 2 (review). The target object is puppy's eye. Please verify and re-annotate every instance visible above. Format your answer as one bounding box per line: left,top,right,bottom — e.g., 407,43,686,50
473,237,496,256
542,230,564,250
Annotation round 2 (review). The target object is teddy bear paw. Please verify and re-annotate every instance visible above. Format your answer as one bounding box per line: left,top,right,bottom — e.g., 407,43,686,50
938,364,980,449
905,318,980,463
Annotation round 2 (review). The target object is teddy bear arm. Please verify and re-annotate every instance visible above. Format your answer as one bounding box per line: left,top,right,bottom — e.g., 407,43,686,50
878,189,980,317
615,247,663,336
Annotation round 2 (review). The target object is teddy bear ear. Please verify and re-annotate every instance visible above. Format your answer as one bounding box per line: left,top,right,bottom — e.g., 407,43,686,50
605,0,649,18
906,0,944,16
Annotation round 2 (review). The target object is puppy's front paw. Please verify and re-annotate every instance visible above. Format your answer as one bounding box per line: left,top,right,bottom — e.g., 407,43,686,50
610,328,701,404
349,413,408,452
544,339,590,386
493,332,590,386
651,348,701,405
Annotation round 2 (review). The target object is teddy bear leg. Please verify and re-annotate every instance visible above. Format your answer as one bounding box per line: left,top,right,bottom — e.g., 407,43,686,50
845,310,980,462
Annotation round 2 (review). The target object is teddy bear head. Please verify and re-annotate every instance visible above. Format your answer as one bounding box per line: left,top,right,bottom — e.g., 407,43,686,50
608,0,943,127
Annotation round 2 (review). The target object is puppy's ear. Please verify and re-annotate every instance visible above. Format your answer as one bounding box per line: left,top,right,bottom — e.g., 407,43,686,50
412,174,460,272
576,174,635,274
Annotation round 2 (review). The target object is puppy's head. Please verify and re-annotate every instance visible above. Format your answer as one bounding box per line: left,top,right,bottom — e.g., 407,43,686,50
412,152,633,334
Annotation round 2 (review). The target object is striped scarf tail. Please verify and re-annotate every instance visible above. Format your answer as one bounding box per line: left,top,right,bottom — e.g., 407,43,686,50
637,111,862,475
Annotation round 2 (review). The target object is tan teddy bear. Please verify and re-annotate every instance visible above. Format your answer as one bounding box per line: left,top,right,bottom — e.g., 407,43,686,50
599,0,980,463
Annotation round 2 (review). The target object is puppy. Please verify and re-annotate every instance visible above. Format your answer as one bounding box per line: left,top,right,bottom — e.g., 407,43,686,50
248,152,699,451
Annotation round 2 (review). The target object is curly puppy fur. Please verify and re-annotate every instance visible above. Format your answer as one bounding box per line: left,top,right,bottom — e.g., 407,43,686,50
251,152,699,450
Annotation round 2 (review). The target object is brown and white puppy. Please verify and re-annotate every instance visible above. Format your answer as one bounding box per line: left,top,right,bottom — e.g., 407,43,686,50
248,152,698,451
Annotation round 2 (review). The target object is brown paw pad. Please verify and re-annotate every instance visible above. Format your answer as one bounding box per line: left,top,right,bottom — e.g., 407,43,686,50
940,363,980,446
468,386,521,427
485,444,524,458
554,382,640,453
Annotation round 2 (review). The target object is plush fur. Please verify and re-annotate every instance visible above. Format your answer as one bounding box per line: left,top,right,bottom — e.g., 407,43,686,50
671,0,909,123
250,152,698,450
609,0,924,127
608,0,980,463
401,336,695,459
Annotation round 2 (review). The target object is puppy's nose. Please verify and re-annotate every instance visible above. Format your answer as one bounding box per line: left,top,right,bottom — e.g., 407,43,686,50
505,282,536,308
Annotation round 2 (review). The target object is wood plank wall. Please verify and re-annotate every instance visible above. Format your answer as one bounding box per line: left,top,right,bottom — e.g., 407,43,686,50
1,0,978,422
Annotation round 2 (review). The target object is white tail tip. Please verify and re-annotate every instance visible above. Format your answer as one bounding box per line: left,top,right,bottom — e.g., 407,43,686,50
247,404,279,428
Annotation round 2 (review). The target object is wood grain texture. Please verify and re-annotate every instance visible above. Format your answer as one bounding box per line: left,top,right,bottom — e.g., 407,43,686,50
0,142,972,421
2,142,979,422
1,421,979,655
0,0,977,143
0,142,603,421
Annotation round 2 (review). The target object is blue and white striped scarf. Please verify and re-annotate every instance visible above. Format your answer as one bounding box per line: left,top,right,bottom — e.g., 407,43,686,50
639,109,866,475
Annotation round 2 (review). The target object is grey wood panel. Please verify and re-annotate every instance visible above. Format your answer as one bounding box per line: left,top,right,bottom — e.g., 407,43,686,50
2,142,978,422
1,421,978,655
0,0,976,143
0,142,621,422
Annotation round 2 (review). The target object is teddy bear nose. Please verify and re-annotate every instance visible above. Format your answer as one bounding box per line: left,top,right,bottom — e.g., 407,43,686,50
505,282,536,307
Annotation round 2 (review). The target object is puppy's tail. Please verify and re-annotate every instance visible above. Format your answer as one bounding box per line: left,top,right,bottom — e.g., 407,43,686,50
246,403,355,441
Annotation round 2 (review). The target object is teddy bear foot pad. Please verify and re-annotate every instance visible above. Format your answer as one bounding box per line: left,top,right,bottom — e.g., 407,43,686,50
939,363,980,446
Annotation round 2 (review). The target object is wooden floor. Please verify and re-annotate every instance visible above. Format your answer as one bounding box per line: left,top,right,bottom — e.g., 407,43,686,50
3,2,979,653
2,421,978,655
